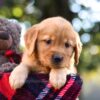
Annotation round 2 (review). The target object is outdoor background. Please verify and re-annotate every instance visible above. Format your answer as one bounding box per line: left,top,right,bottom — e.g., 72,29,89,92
0,0,100,100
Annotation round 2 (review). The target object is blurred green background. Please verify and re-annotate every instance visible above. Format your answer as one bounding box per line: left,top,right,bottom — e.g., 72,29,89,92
0,0,100,100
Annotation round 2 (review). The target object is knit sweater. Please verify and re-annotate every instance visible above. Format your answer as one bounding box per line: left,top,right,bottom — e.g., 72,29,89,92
0,71,82,100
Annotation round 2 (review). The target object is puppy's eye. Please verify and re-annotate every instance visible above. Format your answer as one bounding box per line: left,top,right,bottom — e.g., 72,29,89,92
65,42,71,48
45,39,52,45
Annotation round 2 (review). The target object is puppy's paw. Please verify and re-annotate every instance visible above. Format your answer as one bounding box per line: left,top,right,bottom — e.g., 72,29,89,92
49,68,67,89
9,64,29,89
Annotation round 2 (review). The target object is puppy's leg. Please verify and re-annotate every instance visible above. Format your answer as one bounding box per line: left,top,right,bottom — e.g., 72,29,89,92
49,68,68,89
9,63,29,89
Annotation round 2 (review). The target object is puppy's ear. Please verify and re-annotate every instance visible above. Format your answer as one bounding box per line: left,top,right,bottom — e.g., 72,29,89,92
24,25,39,55
74,34,82,65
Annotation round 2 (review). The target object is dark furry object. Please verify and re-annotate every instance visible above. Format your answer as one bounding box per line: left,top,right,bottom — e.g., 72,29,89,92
0,18,21,52
0,18,21,71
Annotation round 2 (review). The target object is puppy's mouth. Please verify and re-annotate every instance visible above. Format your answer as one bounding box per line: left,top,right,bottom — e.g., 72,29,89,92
51,63,63,69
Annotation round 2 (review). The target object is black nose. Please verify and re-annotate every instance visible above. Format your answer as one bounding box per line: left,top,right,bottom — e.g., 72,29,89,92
0,32,9,40
52,54,63,64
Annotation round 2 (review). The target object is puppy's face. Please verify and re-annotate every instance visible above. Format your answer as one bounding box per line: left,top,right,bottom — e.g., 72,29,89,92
37,26,75,69
24,17,82,70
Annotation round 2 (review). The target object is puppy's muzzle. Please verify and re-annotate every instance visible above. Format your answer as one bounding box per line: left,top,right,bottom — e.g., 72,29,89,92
52,54,63,65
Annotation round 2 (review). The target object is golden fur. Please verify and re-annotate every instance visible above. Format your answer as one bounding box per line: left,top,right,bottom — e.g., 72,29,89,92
9,17,82,89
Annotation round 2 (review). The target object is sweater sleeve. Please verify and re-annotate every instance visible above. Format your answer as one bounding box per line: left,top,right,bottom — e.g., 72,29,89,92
0,72,16,100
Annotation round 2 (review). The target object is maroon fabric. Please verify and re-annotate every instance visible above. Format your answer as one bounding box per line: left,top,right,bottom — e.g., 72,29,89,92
0,72,83,100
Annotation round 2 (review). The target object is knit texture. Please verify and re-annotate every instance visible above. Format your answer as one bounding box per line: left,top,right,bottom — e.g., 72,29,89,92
0,71,83,100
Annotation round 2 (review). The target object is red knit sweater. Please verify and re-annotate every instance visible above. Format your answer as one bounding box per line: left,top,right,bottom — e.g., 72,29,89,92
0,72,82,100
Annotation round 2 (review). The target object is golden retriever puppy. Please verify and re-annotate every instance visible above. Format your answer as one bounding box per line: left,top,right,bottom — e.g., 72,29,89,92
9,17,82,89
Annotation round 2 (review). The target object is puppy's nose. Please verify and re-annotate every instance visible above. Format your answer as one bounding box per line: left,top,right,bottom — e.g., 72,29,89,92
52,54,63,64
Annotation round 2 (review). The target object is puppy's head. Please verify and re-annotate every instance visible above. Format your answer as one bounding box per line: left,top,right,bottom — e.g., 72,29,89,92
24,17,82,69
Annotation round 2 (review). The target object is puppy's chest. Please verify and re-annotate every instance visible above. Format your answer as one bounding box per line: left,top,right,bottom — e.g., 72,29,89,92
31,64,50,74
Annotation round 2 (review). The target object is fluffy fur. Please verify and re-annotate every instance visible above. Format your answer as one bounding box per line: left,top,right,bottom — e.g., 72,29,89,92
9,17,82,89
0,18,21,71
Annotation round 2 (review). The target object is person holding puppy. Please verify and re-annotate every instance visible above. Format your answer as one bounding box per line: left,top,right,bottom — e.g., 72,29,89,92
0,17,82,100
